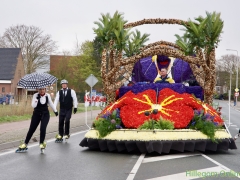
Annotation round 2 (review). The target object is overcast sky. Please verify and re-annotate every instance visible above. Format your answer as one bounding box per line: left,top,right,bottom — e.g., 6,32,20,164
1,0,239,59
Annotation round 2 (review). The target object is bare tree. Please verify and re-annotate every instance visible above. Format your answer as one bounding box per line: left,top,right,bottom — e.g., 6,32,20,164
217,54,239,89
217,54,237,72
0,24,57,73
72,34,81,56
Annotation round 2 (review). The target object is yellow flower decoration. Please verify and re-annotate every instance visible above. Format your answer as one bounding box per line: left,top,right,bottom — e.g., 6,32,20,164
133,94,183,117
152,55,157,62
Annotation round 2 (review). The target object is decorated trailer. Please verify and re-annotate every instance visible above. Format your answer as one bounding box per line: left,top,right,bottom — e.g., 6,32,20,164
80,55,237,154
80,13,237,154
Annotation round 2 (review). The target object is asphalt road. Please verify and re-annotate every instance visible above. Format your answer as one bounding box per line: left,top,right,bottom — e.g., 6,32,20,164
1,100,240,180
0,131,139,180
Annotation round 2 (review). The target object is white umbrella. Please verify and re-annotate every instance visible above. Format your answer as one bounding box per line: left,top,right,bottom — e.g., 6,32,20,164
17,72,57,89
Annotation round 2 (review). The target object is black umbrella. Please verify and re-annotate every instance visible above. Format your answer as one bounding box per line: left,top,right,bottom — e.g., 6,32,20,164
17,72,57,89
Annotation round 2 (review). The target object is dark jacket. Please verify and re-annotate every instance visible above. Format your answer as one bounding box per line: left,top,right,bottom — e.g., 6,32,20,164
59,89,73,109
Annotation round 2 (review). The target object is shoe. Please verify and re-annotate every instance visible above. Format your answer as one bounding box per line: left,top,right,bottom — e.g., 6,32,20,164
56,134,62,139
16,143,28,153
39,142,47,149
43,141,47,147
18,143,27,149
39,141,47,149
39,142,47,154
64,135,70,139
55,134,63,143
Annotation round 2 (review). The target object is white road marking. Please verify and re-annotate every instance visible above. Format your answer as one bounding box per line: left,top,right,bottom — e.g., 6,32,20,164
0,130,88,157
126,153,145,180
127,152,239,180
142,152,201,163
201,153,232,172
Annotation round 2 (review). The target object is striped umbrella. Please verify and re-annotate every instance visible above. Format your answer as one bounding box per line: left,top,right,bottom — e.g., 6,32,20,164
17,72,57,89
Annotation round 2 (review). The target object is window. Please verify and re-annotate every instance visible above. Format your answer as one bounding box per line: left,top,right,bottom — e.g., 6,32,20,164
2,87,5,93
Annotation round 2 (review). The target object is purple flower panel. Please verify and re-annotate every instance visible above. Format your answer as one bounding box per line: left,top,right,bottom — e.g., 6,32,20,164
119,83,186,97
119,83,204,101
132,59,153,82
131,83,186,94
132,55,172,83
185,86,204,100
119,86,132,98
173,59,193,83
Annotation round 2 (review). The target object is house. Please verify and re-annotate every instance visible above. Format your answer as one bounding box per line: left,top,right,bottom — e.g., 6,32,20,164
50,55,73,72
0,48,25,99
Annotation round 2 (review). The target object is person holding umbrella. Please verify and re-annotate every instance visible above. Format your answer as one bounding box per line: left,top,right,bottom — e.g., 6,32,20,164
16,87,58,153
54,79,78,142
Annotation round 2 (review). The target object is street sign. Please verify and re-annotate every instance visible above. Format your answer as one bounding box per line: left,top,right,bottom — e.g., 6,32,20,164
235,88,239,92
235,92,239,97
85,74,98,123
85,74,98,87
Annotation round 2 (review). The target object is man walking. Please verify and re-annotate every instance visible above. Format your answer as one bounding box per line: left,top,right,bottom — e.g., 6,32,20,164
54,79,78,142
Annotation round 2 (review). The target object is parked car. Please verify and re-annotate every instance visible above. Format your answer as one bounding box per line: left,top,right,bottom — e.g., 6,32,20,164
0,95,11,105
0,96,7,105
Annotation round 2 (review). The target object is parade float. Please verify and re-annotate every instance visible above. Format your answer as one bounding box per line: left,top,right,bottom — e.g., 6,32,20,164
80,12,237,154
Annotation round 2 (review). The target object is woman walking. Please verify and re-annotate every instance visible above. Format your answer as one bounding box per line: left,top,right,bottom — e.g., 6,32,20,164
16,87,58,153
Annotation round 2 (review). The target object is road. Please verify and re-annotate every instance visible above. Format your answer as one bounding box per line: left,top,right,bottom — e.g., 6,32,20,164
0,131,139,180
0,100,240,180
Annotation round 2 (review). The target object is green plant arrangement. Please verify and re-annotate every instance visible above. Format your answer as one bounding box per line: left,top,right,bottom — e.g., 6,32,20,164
93,109,122,138
139,116,174,130
188,109,223,142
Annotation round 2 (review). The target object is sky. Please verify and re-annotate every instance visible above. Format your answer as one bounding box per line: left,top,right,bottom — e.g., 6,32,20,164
1,0,240,59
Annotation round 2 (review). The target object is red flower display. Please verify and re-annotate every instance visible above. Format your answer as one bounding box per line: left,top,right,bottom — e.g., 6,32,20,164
121,88,194,128
187,96,223,125
98,88,224,128
97,91,134,118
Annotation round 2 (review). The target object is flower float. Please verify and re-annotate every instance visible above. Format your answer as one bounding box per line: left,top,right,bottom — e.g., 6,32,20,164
81,88,236,154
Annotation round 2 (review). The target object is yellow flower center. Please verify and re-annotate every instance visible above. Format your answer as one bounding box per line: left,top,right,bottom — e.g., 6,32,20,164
133,94,183,116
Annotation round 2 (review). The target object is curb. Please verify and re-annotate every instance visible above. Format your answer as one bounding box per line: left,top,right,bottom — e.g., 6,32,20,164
0,124,90,152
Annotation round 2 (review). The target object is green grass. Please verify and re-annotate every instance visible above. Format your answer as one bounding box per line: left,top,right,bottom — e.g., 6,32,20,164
0,103,101,124
77,104,102,112
0,114,32,123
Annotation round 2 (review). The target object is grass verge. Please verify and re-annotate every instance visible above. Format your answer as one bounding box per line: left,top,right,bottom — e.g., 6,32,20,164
0,103,102,124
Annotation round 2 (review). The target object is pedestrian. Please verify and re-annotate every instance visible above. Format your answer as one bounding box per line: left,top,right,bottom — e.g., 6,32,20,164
16,87,58,153
234,97,236,106
54,79,78,142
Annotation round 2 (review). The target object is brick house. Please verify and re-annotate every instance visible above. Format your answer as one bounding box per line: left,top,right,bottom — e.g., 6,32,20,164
50,55,73,72
50,55,74,88
0,48,25,97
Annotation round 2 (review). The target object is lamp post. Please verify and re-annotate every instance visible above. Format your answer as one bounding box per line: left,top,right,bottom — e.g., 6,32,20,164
226,49,239,105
